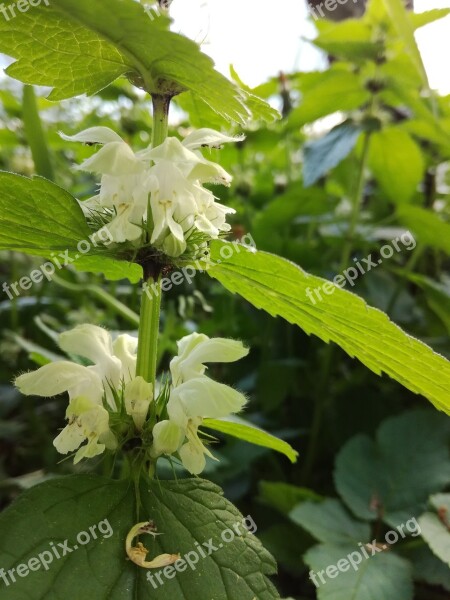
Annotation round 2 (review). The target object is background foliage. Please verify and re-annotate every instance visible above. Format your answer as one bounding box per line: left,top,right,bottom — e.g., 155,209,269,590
0,1,449,598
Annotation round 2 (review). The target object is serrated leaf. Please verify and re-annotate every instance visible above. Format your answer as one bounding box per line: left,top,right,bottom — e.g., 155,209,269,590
203,417,298,463
304,543,413,600
334,410,450,525
303,122,362,187
0,172,91,253
289,499,370,545
0,475,279,599
368,128,425,204
0,0,264,124
0,172,142,283
207,242,450,414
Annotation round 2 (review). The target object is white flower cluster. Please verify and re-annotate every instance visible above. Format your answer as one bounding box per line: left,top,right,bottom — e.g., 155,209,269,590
61,127,244,257
15,325,248,473
151,332,248,474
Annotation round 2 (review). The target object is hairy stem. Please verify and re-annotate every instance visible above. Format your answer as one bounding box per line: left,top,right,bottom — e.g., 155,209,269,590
136,94,170,389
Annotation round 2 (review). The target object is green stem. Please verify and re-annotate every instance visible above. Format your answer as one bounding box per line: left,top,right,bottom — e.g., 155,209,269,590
135,94,170,389
340,132,372,270
151,94,170,147
136,276,162,386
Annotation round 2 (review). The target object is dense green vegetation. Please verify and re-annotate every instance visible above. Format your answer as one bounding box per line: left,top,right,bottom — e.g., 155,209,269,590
0,1,449,598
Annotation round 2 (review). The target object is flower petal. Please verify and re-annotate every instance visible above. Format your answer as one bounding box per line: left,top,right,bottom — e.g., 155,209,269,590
59,324,114,365
53,423,85,454
74,440,106,464
168,377,247,420
59,127,124,145
182,129,245,151
79,142,145,175
15,362,102,402
178,441,207,475
171,332,248,384
151,420,184,457
106,204,144,243
113,334,138,382
124,376,153,430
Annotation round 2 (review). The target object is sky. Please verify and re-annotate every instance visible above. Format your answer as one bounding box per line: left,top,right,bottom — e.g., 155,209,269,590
171,0,450,94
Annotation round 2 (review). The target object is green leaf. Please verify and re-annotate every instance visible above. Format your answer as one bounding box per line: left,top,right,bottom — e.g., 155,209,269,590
303,122,362,187
72,255,143,284
203,417,298,463
304,543,413,600
334,410,450,525
0,475,279,599
313,19,380,61
381,0,429,89
208,242,450,414
410,9,450,30
0,0,263,124
391,84,450,150
229,66,281,123
407,544,450,592
0,172,141,283
396,205,450,254
289,499,370,545
259,482,322,515
419,494,450,568
176,67,280,128
0,172,91,254
289,69,370,127
368,128,425,204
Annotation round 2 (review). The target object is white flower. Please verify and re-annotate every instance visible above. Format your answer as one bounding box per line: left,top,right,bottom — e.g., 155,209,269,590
54,396,117,464
143,131,242,256
61,127,150,243
16,326,138,410
15,324,145,463
170,332,249,386
147,160,198,257
60,127,146,176
124,376,153,431
144,135,234,186
151,420,184,457
61,127,244,254
152,332,248,474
